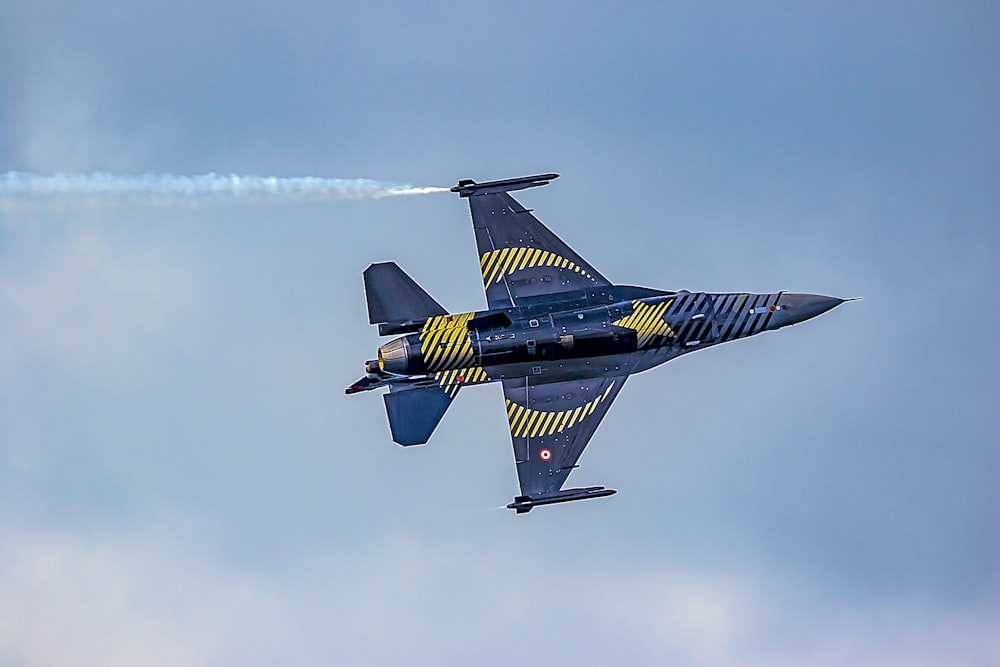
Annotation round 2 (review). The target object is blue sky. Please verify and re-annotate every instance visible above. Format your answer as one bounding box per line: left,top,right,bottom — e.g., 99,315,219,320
1,2,998,665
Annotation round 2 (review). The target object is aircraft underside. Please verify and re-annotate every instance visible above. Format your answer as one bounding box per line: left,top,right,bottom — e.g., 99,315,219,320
348,173,846,513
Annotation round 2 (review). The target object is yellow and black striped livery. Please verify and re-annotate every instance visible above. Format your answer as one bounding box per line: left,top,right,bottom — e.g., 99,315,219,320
419,312,476,372
613,299,675,348
505,383,615,439
434,366,490,398
351,172,848,513
480,247,593,287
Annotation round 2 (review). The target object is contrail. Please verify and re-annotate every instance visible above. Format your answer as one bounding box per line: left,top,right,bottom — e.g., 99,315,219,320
0,172,451,208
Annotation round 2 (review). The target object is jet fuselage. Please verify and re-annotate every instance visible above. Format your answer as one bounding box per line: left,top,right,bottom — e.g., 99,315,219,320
347,172,847,512
371,288,841,389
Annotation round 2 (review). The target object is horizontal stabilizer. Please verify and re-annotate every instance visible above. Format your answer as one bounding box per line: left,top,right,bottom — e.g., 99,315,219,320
383,385,454,446
451,173,558,198
364,262,447,326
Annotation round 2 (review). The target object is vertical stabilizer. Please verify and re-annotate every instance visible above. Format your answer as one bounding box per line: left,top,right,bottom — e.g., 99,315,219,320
363,262,447,327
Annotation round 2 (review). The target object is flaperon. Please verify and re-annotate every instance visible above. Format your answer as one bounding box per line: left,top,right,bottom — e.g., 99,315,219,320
347,174,847,513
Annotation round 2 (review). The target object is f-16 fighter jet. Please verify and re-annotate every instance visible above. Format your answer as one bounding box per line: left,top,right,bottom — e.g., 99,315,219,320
347,174,846,513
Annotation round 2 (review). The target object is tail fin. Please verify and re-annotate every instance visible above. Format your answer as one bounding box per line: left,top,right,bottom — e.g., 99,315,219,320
383,385,454,446
363,262,447,335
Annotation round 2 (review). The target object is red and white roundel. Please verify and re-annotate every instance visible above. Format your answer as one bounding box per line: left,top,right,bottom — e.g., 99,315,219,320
539,448,553,461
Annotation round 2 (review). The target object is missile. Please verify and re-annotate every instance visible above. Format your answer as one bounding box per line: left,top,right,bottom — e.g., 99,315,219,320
451,173,559,198
506,486,616,513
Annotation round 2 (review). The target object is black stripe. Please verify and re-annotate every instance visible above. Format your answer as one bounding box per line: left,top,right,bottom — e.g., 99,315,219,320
719,294,739,340
723,298,749,340
721,294,748,340
690,320,709,341
760,293,778,331
748,293,777,336
681,294,711,341
716,295,739,341
734,294,764,339
708,294,726,340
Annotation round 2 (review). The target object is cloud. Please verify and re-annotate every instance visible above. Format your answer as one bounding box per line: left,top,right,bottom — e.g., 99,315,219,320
2,527,997,667
0,222,201,391
0,2,997,666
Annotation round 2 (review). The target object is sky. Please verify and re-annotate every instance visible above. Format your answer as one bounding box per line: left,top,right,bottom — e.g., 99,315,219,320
1,2,998,665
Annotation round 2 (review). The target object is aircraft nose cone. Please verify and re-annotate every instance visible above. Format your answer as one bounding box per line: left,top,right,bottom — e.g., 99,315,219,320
768,293,844,330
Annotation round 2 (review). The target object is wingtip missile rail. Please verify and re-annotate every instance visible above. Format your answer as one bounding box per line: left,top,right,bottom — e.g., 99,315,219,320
506,486,617,514
450,173,559,197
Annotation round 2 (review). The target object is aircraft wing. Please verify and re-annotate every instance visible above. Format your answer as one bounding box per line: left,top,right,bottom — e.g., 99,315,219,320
456,175,611,309
502,375,626,502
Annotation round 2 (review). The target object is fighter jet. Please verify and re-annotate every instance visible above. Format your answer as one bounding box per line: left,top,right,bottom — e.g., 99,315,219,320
347,174,846,513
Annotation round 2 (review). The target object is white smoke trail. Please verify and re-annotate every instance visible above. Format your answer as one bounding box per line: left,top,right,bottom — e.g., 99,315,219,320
0,172,451,208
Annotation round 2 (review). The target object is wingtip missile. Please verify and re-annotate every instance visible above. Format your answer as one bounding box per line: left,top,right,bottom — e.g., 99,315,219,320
506,486,616,514
450,173,559,197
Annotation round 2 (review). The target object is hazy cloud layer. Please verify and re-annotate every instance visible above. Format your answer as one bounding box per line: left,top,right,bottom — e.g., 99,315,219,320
1,2,998,665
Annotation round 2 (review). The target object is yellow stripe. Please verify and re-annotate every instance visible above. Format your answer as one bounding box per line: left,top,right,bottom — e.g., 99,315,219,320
546,413,564,436
505,381,617,438
634,303,659,346
480,251,494,269
631,302,658,333
486,248,511,285
503,248,521,277
509,405,524,430
535,412,557,437
440,321,465,348
512,406,532,435
423,322,448,350
555,410,573,431
529,412,550,437
483,250,503,284
496,248,519,283
642,302,669,345
482,247,598,285
512,406,528,431
649,301,670,343
442,344,461,370
481,252,501,281
524,411,544,438
527,248,542,269
423,329,448,365
513,247,528,271
508,247,524,272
